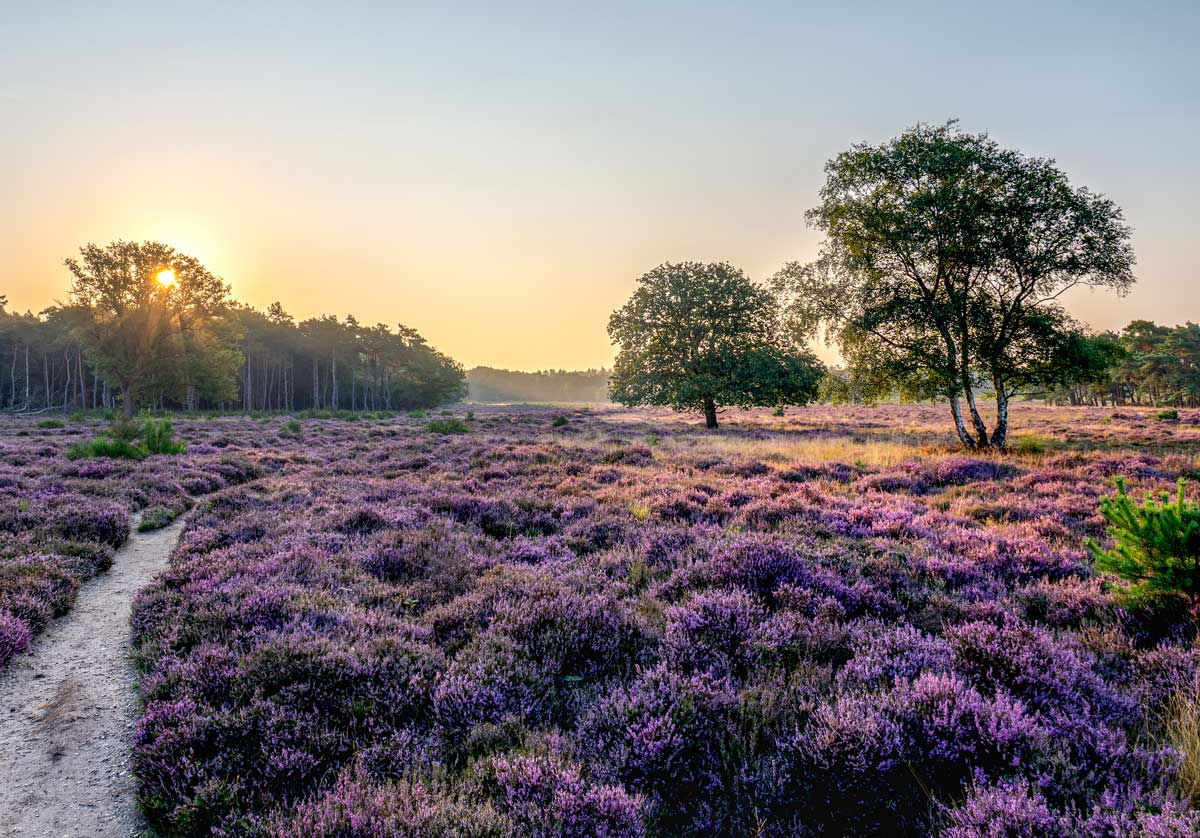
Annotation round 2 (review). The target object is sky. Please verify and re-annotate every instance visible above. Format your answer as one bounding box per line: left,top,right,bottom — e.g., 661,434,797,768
1,2,1197,370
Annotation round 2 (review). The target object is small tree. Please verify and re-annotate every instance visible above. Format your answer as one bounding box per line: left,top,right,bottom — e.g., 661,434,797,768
1088,478,1200,618
66,240,235,417
607,262,823,428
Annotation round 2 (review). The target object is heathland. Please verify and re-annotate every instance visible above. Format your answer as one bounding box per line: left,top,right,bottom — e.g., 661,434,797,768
2,404,1199,835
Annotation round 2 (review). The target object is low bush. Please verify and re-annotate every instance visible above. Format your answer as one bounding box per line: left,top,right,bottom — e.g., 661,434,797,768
66,416,185,459
36,419,64,429
66,437,145,461
1157,409,1180,422
427,418,470,435
143,417,186,455
109,417,143,443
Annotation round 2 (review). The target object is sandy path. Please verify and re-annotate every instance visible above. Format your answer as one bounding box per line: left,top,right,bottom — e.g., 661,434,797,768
0,517,184,837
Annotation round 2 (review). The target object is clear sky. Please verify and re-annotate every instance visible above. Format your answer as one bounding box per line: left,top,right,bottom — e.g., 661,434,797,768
1,2,1197,370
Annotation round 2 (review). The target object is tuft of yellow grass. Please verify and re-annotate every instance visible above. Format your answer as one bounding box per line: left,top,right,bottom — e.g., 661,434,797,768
1167,685,1200,805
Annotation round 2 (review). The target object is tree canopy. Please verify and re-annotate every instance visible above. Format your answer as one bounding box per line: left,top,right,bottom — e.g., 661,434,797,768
66,240,237,417
608,262,823,428
774,121,1135,448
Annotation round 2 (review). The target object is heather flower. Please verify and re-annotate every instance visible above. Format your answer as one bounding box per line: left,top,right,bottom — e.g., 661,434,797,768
890,672,1045,793
579,663,739,833
490,749,646,837
946,620,1133,722
942,781,1066,837
797,693,912,832
0,611,32,666
663,588,765,679
838,622,953,687
435,635,556,737
273,769,511,837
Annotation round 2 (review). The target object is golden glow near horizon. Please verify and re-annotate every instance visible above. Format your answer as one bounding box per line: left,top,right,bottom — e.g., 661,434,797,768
156,268,176,288
1,7,1196,372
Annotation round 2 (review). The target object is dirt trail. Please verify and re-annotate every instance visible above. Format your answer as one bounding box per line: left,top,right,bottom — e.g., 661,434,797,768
0,517,185,837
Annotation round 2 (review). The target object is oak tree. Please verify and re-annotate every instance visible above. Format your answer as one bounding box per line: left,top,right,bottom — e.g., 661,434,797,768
608,262,823,428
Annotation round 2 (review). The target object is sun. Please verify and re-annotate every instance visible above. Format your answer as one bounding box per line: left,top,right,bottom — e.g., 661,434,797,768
156,268,177,287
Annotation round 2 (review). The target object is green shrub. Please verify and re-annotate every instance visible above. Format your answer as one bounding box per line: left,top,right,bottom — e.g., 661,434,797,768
36,419,65,429
283,420,302,435
408,409,428,419
551,416,569,428
66,437,145,461
1087,477,1200,614
772,406,785,417
1157,409,1180,422
67,416,185,460
426,418,470,435
143,417,186,455
440,409,453,416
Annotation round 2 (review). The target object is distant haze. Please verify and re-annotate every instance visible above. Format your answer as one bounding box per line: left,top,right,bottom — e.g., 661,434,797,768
2,3,1196,370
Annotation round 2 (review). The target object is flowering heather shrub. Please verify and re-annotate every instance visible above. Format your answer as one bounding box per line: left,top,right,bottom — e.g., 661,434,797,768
272,769,511,837
663,588,765,678
120,405,1200,834
942,782,1066,836
579,663,741,833
0,610,32,666
889,672,1044,794
839,622,953,687
0,416,262,672
488,747,646,837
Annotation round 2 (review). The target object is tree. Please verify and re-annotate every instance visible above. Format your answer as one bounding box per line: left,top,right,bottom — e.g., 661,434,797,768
607,262,823,428
774,122,1135,449
66,240,237,417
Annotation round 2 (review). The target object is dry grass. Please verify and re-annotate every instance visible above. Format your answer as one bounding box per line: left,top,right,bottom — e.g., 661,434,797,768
1167,685,1200,806
658,433,931,468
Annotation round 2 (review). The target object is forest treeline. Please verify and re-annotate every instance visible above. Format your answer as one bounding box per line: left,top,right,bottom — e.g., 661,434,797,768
465,367,611,403
9,287,1195,414
1046,321,1200,407
0,293,465,414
